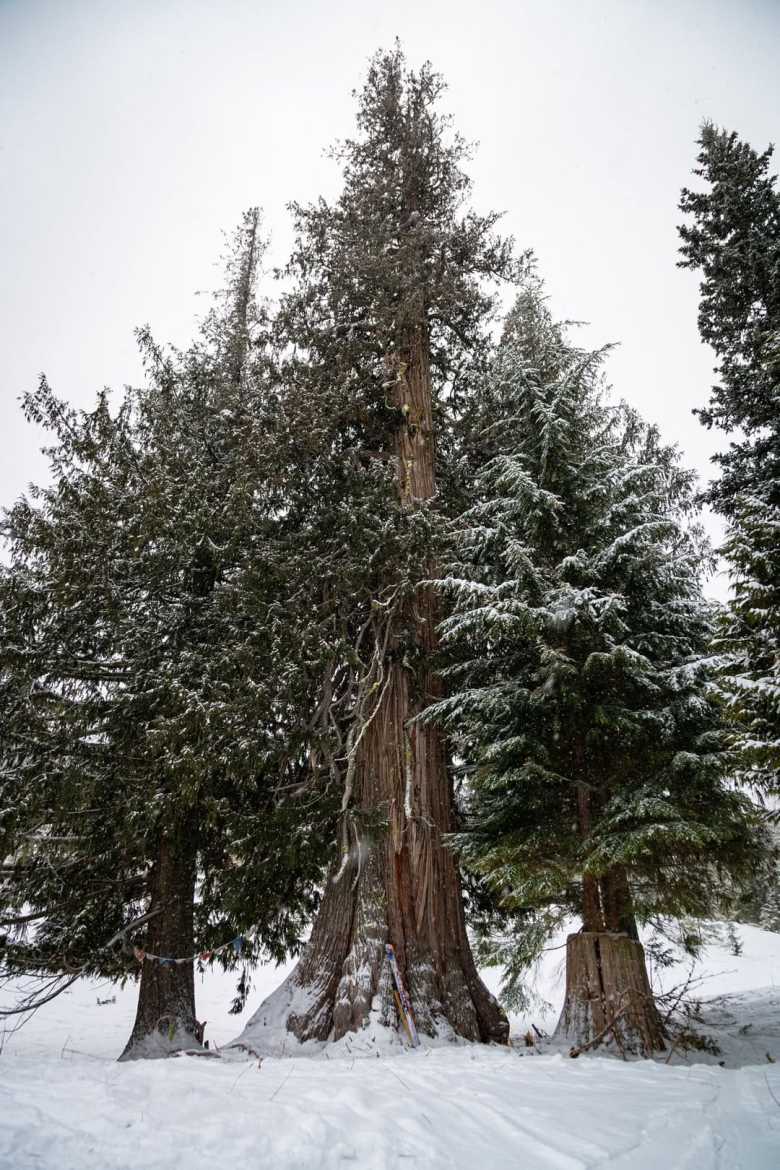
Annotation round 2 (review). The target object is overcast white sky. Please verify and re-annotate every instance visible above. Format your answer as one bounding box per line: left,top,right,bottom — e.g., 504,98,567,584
1,0,778,595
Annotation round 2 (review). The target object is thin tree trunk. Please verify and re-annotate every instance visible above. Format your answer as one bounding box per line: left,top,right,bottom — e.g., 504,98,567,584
119,831,201,1061
601,865,639,939
576,779,604,933
231,323,507,1054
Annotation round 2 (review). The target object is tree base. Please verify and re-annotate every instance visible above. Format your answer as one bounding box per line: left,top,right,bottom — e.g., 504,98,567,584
229,933,505,1058
118,964,204,1062
554,932,666,1057
229,852,507,1057
228,649,509,1058
118,1020,205,1062
230,963,408,1058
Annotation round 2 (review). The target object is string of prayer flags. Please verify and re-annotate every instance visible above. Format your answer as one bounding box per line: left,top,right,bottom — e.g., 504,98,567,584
129,933,251,967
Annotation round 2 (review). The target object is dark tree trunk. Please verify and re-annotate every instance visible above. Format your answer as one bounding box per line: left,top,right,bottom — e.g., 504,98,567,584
576,780,604,933
555,932,666,1056
119,832,202,1061
232,324,507,1054
601,865,639,940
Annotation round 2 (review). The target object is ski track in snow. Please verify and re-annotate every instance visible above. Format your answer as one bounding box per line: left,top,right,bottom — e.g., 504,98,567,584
1,924,779,1169
2,1046,779,1170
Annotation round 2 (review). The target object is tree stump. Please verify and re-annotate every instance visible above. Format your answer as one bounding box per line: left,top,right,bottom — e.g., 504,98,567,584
554,932,666,1056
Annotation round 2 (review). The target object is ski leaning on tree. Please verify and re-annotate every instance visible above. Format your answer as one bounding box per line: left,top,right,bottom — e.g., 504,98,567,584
0,213,330,1059
424,279,760,1055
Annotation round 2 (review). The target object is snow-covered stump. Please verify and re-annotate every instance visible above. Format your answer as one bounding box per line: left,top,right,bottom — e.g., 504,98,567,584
555,932,666,1056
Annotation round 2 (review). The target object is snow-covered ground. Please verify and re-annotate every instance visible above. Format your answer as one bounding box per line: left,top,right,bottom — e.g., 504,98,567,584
1,924,779,1169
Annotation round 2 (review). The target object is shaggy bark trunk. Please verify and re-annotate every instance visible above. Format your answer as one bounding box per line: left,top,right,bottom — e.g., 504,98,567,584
119,831,202,1061
232,321,507,1053
275,654,507,1046
555,932,666,1056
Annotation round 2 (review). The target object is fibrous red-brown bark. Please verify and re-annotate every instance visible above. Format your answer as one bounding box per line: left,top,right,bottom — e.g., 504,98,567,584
555,932,666,1056
566,771,661,1054
232,323,507,1053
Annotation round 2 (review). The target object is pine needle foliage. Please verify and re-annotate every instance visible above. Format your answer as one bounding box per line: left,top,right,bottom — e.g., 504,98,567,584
424,279,760,1003
0,212,331,981
679,123,780,799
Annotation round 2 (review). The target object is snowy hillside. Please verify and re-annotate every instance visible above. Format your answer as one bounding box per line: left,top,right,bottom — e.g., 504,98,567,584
1,923,779,1169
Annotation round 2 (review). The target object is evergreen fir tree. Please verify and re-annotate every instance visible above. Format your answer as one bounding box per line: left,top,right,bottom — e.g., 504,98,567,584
426,280,759,1054
231,44,519,1052
0,212,331,1058
678,124,780,798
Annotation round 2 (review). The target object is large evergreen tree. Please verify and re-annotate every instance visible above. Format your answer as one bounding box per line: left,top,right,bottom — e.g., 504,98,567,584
232,46,518,1052
678,124,780,798
0,213,330,1058
426,281,759,1054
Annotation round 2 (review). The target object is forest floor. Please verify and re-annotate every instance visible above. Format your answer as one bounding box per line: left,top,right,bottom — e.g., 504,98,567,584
1,923,779,1169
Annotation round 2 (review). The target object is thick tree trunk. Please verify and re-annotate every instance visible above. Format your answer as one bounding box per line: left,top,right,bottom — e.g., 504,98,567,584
231,322,507,1054
233,657,507,1051
555,932,666,1056
119,832,202,1061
